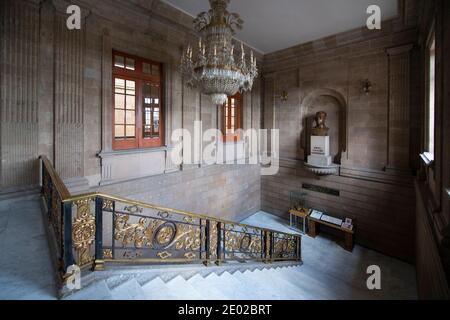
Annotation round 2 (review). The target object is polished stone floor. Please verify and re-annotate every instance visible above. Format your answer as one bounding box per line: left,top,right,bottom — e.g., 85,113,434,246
0,197,57,300
243,212,418,300
0,198,417,300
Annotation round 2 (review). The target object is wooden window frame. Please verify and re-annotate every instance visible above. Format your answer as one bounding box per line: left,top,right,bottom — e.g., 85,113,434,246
223,93,242,142
112,50,164,150
425,33,436,160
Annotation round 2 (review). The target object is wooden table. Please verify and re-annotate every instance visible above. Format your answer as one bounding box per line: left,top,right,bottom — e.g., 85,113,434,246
289,209,310,234
307,216,354,252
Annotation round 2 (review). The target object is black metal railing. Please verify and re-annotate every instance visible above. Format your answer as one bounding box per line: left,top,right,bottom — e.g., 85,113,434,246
40,156,302,277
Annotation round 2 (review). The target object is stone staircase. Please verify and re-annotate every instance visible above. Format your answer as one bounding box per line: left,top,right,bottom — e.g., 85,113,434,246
65,263,301,300
0,195,418,300
64,261,377,300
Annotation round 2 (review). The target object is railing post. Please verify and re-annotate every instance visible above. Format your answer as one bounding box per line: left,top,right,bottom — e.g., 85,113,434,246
297,236,302,262
216,222,222,266
264,230,272,263
47,179,53,220
270,232,274,263
63,201,75,272
261,230,264,261
204,219,211,266
94,197,104,271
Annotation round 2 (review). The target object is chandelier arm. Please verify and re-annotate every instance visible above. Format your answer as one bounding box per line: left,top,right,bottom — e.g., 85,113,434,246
180,0,258,106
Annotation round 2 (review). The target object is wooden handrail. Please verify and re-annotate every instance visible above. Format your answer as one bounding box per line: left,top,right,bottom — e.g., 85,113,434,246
40,155,71,200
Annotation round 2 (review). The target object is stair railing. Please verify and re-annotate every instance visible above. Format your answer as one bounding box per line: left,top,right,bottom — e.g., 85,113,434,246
40,156,302,279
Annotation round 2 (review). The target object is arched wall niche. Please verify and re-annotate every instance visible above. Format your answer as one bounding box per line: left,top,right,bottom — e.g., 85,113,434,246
300,89,347,164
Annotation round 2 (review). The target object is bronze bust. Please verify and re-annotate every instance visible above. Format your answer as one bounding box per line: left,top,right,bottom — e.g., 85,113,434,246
312,111,329,136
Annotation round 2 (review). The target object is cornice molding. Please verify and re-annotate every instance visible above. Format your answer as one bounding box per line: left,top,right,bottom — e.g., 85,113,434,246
25,0,45,5
386,43,414,55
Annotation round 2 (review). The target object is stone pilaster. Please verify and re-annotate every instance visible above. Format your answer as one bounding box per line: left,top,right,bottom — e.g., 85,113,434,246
386,44,414,172
52,0,90,179
0,0,41,189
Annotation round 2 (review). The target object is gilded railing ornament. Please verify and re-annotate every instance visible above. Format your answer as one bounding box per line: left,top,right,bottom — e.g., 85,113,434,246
157,251,172,260
154,222,177,247
157,211,170,219
273,234,297,259
124,205,143,214
102,200,113,211
113,212,203,260
210,221,218,260
51,188,61,248
103,249,113,259
265,231,271,260
72,199,96,266
123,251,143,259
174,223,201,252
40,155,301,274
224,225,263,259
114,214,152,248
184,252,197,260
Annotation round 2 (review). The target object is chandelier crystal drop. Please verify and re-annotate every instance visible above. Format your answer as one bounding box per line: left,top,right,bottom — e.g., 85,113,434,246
179,0,258,106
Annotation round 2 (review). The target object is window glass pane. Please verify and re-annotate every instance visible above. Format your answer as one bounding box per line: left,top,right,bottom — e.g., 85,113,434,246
126,58,135,70
126,96,135,110
153,111,160,134
143,63,151,74
113,51,163,147
126,126,135,138
126,80,135,95
115,94,125,109
152,64,160,76
115,78,125,94
115,110,125,125
143,107,152,138
145,108,151,123
151,86,159,98
114,55,124,68
126,111,135,125
115,125,125,138
144,126,151,137
428,39,436,155
143,82,151,96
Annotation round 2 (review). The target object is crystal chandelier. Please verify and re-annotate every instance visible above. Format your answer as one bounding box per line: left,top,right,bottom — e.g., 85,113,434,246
179,0,258,106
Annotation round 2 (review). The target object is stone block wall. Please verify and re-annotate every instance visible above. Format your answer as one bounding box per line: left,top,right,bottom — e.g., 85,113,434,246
97,164,261,222
263,160,415,262
0,0,263,221
260,1,421,261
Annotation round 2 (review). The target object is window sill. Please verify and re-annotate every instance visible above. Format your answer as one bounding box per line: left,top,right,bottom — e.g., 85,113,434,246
98,146,169,158
420,152,435,167
220,140,245,146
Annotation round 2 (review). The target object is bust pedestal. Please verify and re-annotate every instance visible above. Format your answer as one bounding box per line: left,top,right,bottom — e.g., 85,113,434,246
305,135,338,176
307,136,332,166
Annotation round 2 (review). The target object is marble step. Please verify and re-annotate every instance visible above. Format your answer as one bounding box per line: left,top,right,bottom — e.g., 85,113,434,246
110,279,147,300
186,273,230,300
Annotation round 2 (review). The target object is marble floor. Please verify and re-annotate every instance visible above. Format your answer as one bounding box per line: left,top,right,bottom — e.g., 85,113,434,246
0,197,57,300
243,212,418,300
0,198,418,300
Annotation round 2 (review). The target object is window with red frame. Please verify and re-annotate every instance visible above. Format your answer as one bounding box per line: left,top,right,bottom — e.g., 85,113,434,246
113,51,164,150
223,93,242,142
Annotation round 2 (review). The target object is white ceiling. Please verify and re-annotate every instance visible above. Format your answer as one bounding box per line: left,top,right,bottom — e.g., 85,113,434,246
162,0,398,54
